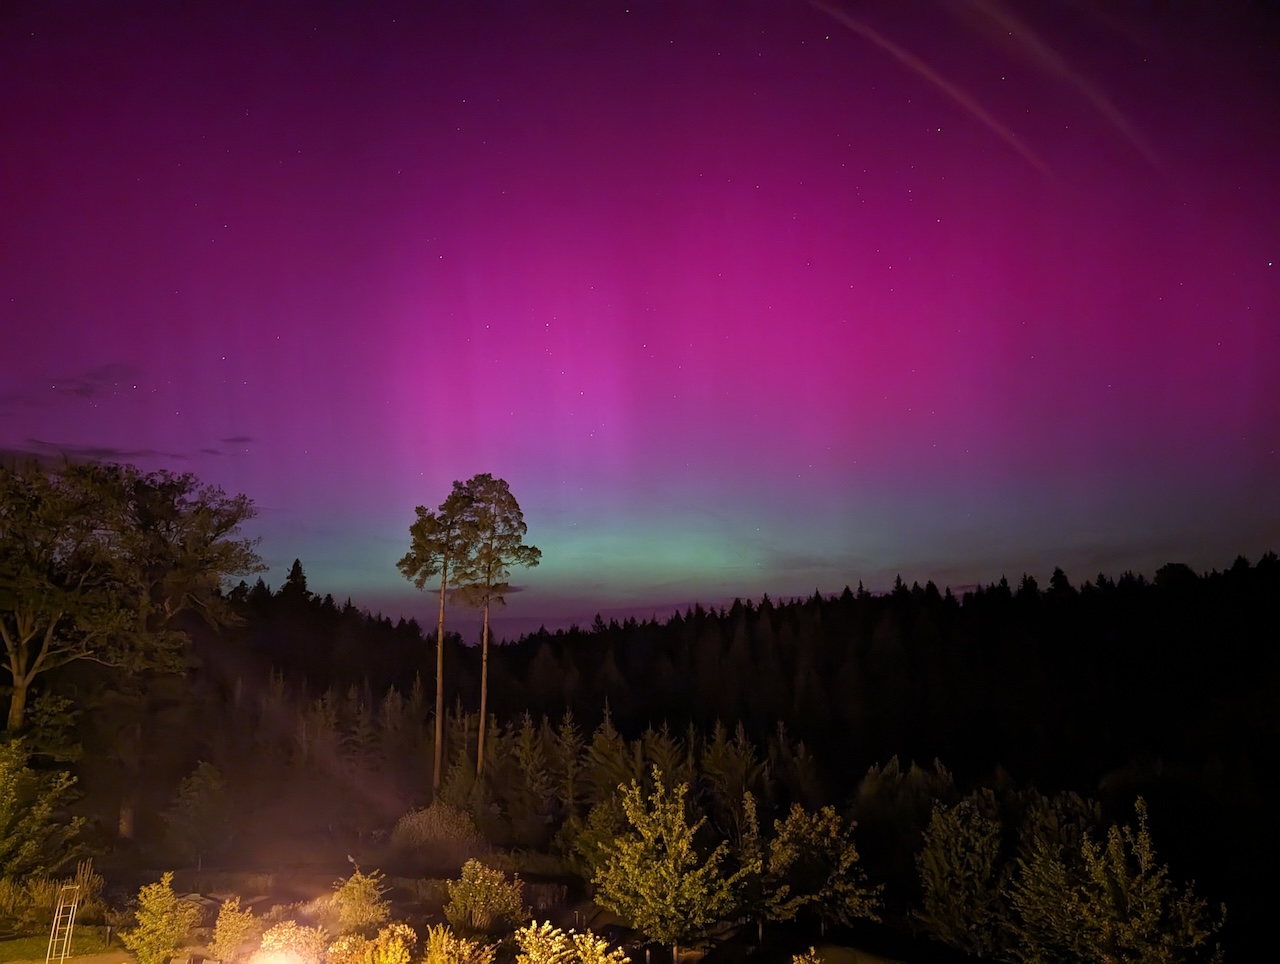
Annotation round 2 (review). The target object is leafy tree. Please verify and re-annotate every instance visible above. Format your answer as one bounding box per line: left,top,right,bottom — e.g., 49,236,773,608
1008,798,1225,963
593,767,746,961
0,738,84,877
398,480,476,794
915,794,1007,958
163,761,230,868
0,460,261,733
120,872,201,964
326,865,390,937
452,474,541,777
445,859,526,935
765,803,881,934
211,897,264,963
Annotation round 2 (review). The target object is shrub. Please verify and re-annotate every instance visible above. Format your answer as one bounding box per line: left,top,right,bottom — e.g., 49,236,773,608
390,804,488,869
515,921,630,964
444,860,525,935
915,794,1007,957
422,924,496,964
324,933,371,964
248,921,329,964
326,867,390,937
210,897,264,963
367,923,417,964
120,872,201,964
1008,798,1225,963
0,740,85,878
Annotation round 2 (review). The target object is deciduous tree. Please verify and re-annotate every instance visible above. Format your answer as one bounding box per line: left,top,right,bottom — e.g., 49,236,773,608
593,767,746,961
0,738,84,877
0,460,261,733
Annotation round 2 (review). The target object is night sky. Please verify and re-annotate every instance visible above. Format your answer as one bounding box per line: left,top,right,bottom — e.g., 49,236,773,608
3,1,1277,639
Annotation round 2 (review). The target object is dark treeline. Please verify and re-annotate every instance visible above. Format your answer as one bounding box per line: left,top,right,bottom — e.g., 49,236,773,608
11,549,1277,958
174,554,1280,939
223,554,1277,802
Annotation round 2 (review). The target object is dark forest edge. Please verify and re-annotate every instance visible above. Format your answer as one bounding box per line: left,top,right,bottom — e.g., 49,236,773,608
2,459,1275,962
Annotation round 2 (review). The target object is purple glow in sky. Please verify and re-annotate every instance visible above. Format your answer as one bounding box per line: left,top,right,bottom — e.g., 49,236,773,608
3,1,1277,639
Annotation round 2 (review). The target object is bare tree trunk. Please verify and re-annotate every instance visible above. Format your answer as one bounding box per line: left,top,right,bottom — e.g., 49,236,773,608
476,602,490,777
433,568,448,796
6,678,28,732
118,719,142,840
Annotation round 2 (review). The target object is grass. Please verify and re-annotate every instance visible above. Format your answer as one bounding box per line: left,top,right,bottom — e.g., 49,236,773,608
0,926,117,963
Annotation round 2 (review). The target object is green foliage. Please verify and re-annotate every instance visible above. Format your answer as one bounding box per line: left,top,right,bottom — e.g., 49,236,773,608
21,693,81,762
250,920,330,964
592,767,746,957
211,897,264,963
325,933,372,964
422,924,496,964
915,794,1008,958
700,721,769,845
390,803,488,868
765,804,882,932
1,460,262,733
0,740,83,878
558,795,628,884
120,872,202,964
444,859,526,935
514,921,630,964
0,926,112,960
0,860,104,935
548,711,587,821
790,950,822,964
449,475,542,614
1008,798,1225,963
163,761,230,866
326,866,390,937
366,923,417,964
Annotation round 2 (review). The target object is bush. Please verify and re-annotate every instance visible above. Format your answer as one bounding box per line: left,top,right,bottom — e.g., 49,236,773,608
120,872,201,964
514,921,630,964
325,933,372,964
915,794,1008,958
422,924,496,964
1008,798,1225,963
390,805,488,869
325,867,390,937
0,861,106,934
210,897,263,963
248,921,329,964
444,860,525,936
367,923,417,964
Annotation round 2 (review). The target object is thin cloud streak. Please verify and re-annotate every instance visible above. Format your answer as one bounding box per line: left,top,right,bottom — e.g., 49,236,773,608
967,0,1162,168
811,0,1054,178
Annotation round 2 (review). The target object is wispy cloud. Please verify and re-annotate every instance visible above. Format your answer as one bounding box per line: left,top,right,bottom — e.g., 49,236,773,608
964,0,1160,167
22,437,189,463
812,0,1054,177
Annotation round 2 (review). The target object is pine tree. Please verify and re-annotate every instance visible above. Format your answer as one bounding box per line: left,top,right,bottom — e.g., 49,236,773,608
593,767,746,961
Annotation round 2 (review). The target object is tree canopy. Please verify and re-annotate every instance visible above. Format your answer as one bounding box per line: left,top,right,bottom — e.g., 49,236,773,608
0,460,262,732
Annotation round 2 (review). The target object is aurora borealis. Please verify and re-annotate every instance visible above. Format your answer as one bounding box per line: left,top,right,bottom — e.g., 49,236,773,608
3,1,1277,638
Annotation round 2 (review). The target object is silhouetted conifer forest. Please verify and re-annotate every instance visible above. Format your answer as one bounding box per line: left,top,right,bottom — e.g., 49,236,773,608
22,552,1279,958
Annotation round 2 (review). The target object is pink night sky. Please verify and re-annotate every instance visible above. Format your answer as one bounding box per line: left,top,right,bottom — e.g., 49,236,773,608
3,1,1278,639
